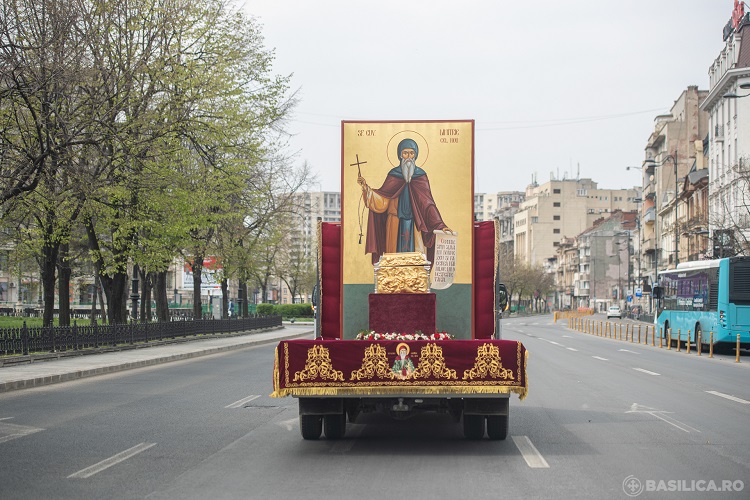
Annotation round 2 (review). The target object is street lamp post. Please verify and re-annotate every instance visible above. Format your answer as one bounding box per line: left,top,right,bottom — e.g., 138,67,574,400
645,152,679,269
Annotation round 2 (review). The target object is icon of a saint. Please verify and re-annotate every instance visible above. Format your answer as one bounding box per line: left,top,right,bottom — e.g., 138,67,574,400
391,342,415,380
357,138,451,266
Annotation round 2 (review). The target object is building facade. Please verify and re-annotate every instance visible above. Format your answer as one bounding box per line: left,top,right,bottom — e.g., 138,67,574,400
700,4,750,257
513,178,640,267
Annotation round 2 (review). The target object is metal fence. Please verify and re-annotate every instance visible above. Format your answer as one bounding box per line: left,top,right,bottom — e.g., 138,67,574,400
0,316,282,356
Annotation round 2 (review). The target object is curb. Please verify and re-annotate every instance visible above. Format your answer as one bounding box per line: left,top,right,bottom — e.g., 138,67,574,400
0,330,310,394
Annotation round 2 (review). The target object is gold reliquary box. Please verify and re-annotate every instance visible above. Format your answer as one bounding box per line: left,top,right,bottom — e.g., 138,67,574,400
373,252,431,294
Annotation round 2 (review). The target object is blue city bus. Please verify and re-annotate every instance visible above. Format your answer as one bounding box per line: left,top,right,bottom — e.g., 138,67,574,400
656,256,750,348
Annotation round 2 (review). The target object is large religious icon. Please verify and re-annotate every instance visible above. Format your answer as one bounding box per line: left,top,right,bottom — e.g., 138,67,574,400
341,121,473,337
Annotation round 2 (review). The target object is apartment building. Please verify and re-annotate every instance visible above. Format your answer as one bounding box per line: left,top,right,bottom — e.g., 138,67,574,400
513,178,640,267
700,4,750,256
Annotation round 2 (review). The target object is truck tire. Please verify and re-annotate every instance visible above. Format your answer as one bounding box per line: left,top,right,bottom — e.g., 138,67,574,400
324,413,347,439
486,414,509,440
463,414,485,440
300,415,322,440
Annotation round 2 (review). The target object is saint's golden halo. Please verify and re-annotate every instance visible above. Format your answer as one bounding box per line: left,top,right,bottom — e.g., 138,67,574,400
395,342,410,356
386,130,430,168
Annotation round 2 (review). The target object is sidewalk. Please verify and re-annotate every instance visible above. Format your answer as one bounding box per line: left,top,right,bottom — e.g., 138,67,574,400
0,323,313,394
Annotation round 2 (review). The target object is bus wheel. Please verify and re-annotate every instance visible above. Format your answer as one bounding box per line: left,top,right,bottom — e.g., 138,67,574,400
694,323,703,350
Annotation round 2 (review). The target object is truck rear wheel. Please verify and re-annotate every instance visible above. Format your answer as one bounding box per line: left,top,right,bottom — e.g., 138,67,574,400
300,415,322,440
324,413,347,439
463,414,485,439
486,415,509,440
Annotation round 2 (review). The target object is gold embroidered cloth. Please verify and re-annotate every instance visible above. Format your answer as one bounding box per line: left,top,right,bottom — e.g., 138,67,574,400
271,339,528,399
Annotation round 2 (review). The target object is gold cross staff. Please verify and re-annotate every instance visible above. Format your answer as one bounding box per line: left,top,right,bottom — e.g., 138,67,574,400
350,154,367,243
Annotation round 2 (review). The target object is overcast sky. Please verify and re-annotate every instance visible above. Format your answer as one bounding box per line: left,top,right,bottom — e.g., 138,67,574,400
241,0,732,194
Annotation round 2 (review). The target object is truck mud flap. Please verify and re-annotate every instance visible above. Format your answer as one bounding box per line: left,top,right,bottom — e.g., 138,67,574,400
463,397,509,416
298,397,344,415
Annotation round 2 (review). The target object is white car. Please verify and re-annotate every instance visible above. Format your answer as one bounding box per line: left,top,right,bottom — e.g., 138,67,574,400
606,305,622,319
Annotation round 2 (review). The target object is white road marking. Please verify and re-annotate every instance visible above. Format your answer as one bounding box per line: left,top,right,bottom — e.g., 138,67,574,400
548,341,561,346
0,422,44,444
566,348,578,352
627,404,700,433
633,368,660,376
0,417,14,421
706,391,750,404
619,349,640,354
225,395,260,409
68,443,156,479
512,435,549,468
278,418,298,431
592,356,609,361
562,335,572,338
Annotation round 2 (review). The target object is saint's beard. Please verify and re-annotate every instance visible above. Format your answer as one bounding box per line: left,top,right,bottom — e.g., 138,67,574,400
400,158,415,182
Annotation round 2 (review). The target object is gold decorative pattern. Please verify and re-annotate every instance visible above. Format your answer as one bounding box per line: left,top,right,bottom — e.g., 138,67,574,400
350,344,396,380
293,345,344,382
412,343,457,380
462,343,515,380
378,252,428,267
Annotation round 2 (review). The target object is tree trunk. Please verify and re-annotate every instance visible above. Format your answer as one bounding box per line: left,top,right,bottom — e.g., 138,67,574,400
192,256,204,319
221,278,228,318
57,243,71,326
154,271,169,322
240,281,248,317
140,268,153,321
40,237,58,327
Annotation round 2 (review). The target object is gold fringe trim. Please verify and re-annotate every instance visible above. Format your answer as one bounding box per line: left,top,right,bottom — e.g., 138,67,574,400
272,346,280,395
270,384,527,399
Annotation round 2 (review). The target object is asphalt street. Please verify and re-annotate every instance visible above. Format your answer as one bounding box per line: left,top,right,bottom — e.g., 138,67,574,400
0,317,747,499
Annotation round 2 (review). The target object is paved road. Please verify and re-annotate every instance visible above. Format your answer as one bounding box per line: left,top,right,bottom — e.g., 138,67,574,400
0,317,748,499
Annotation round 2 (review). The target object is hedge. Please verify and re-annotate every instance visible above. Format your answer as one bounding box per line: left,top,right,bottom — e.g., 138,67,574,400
256,303,313,318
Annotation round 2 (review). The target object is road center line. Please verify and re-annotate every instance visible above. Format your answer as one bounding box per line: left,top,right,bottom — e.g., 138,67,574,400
619,349,640,354
512,435,549,469
706,391,750,404
566,347,578,351
633,368,660,376
68,443,156,479
592,356,609,361
225,395,260,409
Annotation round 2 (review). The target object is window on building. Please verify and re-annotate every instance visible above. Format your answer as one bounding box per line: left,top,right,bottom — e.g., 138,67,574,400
553,189,561,194
531,216,538,223
553,202,561,207
553,229,560,234
553,242,560,247
553,215,560,221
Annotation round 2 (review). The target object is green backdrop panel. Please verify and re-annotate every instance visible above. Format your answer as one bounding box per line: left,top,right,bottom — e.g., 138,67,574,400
342,284,473,339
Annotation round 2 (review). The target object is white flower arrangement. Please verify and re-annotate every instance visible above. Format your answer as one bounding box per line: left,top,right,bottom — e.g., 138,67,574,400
355,330,454,341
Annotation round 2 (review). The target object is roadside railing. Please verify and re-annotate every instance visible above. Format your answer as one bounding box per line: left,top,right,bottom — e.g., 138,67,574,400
0,316,282,357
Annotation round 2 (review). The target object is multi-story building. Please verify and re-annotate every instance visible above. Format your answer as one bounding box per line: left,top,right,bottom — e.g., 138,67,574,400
573,211,636,313
475,191,525,261
640,86,710,293
513,178,640,267
277,191,342,304
700,3,750,257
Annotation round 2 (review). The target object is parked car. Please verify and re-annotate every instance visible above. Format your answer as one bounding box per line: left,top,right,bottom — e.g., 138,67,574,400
607,305,622,319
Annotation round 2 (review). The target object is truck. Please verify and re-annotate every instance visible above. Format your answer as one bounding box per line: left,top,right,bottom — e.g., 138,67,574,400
270,120,528,440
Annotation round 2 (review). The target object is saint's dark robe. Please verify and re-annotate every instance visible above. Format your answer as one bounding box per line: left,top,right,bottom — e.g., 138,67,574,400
363,166,447,266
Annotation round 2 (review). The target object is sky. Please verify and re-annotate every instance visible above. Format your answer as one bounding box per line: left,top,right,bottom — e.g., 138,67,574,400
241,0,733,194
